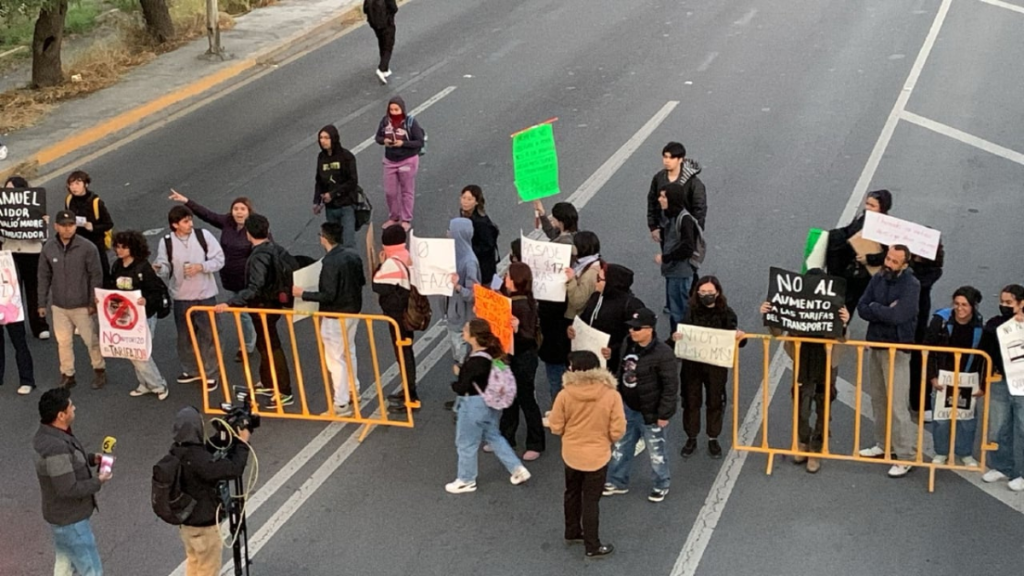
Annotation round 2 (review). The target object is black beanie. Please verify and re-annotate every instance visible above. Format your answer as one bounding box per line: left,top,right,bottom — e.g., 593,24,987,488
381,224,407,246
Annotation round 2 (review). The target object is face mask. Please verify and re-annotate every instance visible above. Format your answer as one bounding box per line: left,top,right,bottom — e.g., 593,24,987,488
1000,305,1016,318
700,294,717,307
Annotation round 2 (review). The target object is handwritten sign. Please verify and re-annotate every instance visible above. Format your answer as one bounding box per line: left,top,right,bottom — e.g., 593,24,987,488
291,258,323,324
513,123,560,202
862,211,941,260
996,318,1024,396
474,284,513,354
409,232,456,297
934,370,978,421
521,233,571,302
96,288,151,361
0,187,47,240
763,267,847,338
673,324,736,368
0,251,24,324
572,316,610,368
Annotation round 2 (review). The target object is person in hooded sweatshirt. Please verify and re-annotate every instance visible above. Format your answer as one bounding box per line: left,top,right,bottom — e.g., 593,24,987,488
63,170,114,285
569,263,645,375
446,217,479,372
363,0,398,84
656,183,700,334
374,96,424,230
171,406,250,575
826,189,893,316
313,125,361,249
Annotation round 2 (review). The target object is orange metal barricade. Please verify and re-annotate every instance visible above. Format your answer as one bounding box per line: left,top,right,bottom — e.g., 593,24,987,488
732,334,998,492
185,306,416,440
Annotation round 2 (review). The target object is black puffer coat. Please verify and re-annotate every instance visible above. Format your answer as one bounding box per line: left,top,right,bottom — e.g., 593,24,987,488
578,264,644,374
616,336,679,424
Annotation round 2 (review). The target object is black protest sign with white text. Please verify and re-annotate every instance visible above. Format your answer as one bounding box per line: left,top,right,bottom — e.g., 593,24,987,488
0,188,47,240
763,267,847,338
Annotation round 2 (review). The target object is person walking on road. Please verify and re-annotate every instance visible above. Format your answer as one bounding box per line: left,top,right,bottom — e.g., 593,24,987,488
857,245,920,478
312,125,361,249
979,285,1024,490
3,176,51,340
646,142,706,241
532,200,577,404
565,231,602,320
375,96,424,229
63,171,114,285
38,210,105,390
33,388,112,575
373,225,420,413
154,205,225,392
459,185,500,286
603,307,679,503
364,0,398,84
499,262,545,460
446,217,479,372
445,319,532,494
656,183,701,334
550,351,625,559
569,263,644,375
294,222,365,416
168,189,259,361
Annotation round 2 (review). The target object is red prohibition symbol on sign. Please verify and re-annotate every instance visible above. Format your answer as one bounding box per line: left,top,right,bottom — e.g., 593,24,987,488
102,293,139,331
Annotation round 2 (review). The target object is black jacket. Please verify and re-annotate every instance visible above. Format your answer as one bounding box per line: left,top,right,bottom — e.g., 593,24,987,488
314,125,360,208
363,0,397,29
228,241,297,308
825,214,886,277
679,303,744,377
646,160,706,231
65,191,114,250
451,354,491,396
107,258,166,318
172,408,249,528
301,244,364,314
616,336,679,423
923,308,986,385
578,264,644,373
980,315,1015,378
465,210,499,284
511,294,539,353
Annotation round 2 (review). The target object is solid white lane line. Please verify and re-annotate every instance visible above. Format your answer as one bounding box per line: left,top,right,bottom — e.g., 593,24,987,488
669,2,954,574
901,111,1024,167
350,86,458,154
696,52,719,73
733,8,758,26
978,0,1024,15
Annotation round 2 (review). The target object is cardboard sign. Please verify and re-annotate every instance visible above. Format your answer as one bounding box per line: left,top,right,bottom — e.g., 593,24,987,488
571,316,610,369
521,233,572,302
933,370,978,421
473,284,513,354
0,187,47,241
996,318,1024,396
291,259,323,324
96,288,151,361
674,324,736,368
847,232,882,276
862,211,941,260
0,251,25,324
409,232,456,297
513,123,560,202
763,267,847,338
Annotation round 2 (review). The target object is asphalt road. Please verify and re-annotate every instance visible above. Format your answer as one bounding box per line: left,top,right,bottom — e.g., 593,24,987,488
2,0,1023,574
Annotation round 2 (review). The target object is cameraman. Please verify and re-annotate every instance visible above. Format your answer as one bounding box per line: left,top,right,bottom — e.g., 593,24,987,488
172,406,250,576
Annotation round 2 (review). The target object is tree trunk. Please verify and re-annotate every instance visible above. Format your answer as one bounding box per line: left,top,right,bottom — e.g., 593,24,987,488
31,0,69,88
139,0,175,44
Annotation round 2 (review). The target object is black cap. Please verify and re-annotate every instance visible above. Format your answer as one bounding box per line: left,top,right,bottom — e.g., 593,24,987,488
55,210,76,225
625,307,658,329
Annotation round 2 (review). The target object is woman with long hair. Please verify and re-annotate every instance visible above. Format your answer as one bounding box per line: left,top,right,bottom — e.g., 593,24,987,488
825,189,893,315
446,319,531,494
459,185,500,286
499,263,545,460
979,284,1024,489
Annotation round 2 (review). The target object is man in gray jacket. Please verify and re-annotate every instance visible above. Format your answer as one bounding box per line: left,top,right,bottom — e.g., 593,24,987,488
38,210,105,389
33,387,112,575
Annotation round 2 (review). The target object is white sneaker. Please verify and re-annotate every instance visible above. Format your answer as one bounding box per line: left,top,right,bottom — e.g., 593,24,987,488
931,455,948,465
157,388,170,401
321,404,354,417
375,69,388,84
960,456,979,467
383,69,393,78
983,469,1008,483
17,385,33,395
445,479,476,494
1008,477,1024,492
510,466,531,485
888,464,913,478
635,437,646,457
859,445,885,458
922,410,933,423
129,385,153,397
38,331,51,340
482,444,494,453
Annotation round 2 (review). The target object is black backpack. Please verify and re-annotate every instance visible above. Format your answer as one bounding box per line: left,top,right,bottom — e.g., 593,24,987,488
152,447,196,525
267,245,301,307
163,229,210,278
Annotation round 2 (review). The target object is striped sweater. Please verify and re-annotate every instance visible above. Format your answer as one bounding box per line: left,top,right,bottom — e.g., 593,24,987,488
33,425,100,526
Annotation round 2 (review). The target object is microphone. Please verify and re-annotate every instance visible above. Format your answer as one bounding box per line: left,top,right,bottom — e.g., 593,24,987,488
99,437,117,475
102,436,117,454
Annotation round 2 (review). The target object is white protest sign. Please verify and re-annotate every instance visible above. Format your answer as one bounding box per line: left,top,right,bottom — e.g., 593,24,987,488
96,288,151,361
933,370,979,421
996,317,1024,396
0,251,25,324
409,232,456,297
862,211,941,260
674,324,736,368
571,316,611,368
291,258,323,324
521,233,572,302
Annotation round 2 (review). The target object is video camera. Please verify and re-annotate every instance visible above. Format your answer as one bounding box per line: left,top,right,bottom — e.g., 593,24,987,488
211,386,261,449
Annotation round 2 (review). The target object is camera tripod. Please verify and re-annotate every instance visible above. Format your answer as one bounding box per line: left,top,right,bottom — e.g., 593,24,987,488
223,476,251,576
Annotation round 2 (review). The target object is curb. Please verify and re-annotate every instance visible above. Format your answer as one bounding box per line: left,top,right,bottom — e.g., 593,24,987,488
0,0,365,183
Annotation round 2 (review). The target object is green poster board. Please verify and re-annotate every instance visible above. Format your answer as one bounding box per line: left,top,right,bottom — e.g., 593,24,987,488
513,123,560,201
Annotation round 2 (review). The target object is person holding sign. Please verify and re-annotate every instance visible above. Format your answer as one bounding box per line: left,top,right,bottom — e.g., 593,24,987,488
856,245,920,478
498,263,545,460
570,263,644,374
532,202,577,404
565,232,602,320
446,218,480,372
3,176,50,341
922,286,985,466
655,183,701,334
978,285,1024,488
533,200,578,246
825,189,892,316
672,276,744,460
458,186,500,286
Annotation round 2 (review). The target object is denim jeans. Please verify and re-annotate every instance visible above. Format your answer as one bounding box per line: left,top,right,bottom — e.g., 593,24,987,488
52,518,103,576
325,205,356,249
607,404,670,490
226,290,256,353
930,390,978,458
455,395,523,482
174,297,218,379
665,275,693,332
545,361,566,402
987,381,1024,477
131,317,167,392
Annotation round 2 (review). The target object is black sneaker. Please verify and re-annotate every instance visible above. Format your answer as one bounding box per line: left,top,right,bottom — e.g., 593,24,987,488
708,439,723,459
586,544,614,558
648,488,669,503
266,395,294,409
205,379,219,393
681,438,697,458
177,373,202,384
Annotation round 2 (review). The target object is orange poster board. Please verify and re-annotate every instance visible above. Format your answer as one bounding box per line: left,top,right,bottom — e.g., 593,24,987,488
473,284,514,354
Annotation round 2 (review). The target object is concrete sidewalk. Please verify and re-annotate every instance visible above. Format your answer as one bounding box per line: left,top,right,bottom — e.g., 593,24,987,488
0,0,365,180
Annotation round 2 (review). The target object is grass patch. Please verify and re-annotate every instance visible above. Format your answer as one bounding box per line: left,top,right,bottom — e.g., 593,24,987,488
1,0,107,51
